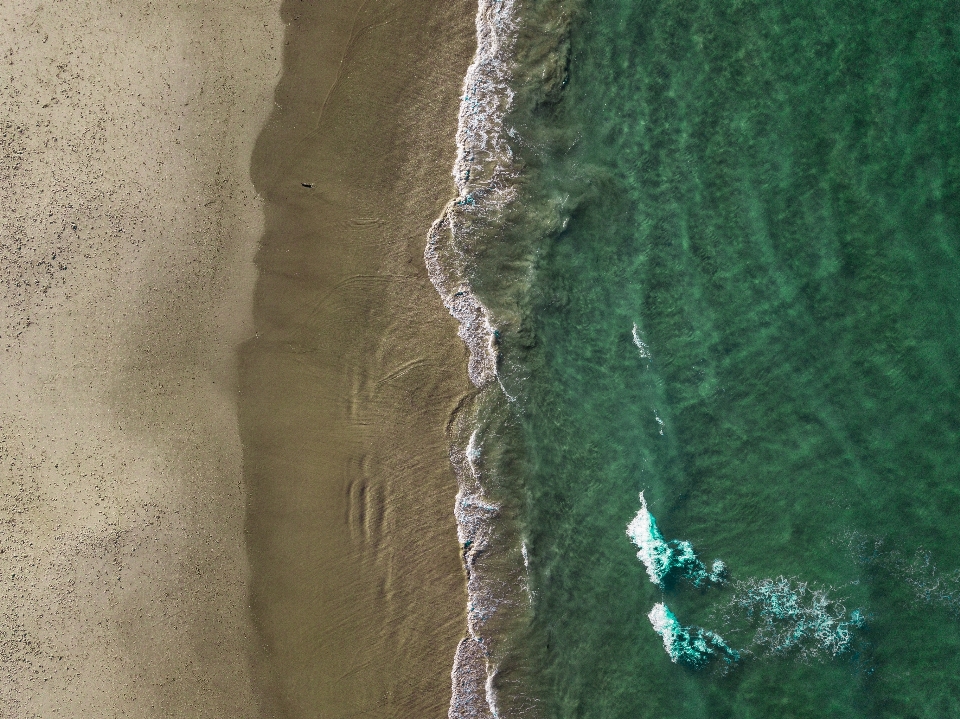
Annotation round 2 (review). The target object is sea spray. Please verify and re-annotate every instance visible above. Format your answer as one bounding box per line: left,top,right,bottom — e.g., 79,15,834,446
631,322,652,360
648,603,740,669
628,493,738,671
626,492,727,589
628,494,865,667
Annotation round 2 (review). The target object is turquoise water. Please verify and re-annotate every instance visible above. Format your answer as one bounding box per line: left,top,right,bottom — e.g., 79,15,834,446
472,0,960,716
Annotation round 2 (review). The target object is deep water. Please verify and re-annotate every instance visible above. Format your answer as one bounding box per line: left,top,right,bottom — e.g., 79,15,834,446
485,0,960,716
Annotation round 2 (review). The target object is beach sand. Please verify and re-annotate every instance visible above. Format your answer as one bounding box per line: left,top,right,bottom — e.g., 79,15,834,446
0,1,284,715
242,1,476,717
2,0,475,717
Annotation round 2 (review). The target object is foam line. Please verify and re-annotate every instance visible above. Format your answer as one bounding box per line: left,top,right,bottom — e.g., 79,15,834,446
428,2,523,716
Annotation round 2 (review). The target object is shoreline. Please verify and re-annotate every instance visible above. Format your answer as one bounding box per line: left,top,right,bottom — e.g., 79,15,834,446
241,1,477,716
425,2,521,715
428,0,580,714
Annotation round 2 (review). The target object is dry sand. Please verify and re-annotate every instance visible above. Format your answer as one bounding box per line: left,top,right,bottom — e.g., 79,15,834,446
243,1,476,717
0,1,282,716
2,0,476,717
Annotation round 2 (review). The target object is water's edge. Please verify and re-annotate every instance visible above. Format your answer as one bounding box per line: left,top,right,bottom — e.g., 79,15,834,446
426,1,521,716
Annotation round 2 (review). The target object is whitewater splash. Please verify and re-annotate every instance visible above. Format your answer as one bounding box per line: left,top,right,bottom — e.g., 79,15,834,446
722,576,865,660
628,493,865,668
628,492,734,669
649,603,740,669
425,0,520,390
626,492,727,589
426,1,526,715
631,322,652,359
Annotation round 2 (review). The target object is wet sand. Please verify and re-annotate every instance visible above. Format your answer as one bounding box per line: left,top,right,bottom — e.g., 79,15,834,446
0,1,282,716
242,1,476,717
1,0,474,715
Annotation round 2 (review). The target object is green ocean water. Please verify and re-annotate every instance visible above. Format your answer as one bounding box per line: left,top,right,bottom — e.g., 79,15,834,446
486,0,960,716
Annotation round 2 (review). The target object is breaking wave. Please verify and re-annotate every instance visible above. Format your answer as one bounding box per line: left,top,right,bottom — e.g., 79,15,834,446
628,493,865,669
648,602,740,670
626,491,727,589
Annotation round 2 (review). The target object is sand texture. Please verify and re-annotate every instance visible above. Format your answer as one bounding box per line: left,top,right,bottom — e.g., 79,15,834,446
3,0,477,717
242,1,476,717
0,1,282,716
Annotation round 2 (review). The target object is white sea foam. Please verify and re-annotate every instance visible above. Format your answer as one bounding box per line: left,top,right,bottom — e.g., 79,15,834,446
485,668,501,719
497,374,518,403
429,1,523,716
648,603,740,669
843,531,960,617
450,411,507,712
626,492,671,585
449,637,495,719
632,322,651,359
426,0,521,391
466,429,482,479
723,576,865,660
626,492,726,589
629,507,865,670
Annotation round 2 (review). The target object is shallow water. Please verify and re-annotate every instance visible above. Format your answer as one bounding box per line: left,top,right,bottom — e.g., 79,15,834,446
461,0,960,716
